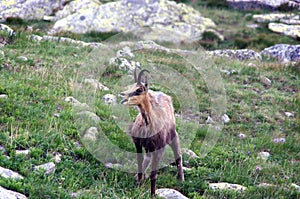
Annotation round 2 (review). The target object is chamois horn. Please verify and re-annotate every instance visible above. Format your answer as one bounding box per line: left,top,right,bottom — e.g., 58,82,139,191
137,69,149,85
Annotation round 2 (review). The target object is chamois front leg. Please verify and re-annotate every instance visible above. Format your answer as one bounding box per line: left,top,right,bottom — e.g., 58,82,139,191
135,142,143,185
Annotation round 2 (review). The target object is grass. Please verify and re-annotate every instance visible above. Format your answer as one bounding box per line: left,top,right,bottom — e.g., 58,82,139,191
0,3,299,199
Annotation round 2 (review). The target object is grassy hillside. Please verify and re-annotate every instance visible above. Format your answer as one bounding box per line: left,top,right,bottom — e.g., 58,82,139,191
0,3,299,199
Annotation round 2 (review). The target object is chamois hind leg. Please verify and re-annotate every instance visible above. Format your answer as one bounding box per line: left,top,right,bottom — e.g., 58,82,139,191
150,148,164,196
170,134,184,182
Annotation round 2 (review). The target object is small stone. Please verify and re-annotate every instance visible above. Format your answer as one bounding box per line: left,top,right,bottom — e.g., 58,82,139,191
105,163,123,169
84,79,109,91
205,116,214,124
258,151,270,160
29,34,43,42
27,26,33,32
247,62,256,67
53,113,60,117
43,15,56,22
74,141,82,149
64,96,88,108
238,133,246,139
261,76,271,86
0,166,24,179
102,94,117,105
52,153,62,163
291,183,300,192
221,114,230,123
156,188,189,199
209,182,247,192
17,56,28,61
116,46,135,58
182,148,199,159
82,127,98,142
16,149,30,155
0,94,8,99
0,185,28,199
284,112,294,117
34,162,56,174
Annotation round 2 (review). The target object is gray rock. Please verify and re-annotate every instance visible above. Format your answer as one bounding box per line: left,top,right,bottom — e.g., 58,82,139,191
84,79,109,91
82,127,98,142
34,162,56,174
209,182,247,192
253,13,300,24
291,183,300,192
0,0,67,21
182,148,199,159
221,114,230,123
257,151,270,160
156,188,189,199
0,185,27,199
52,0,221,43
227,0,300,10
102,94,117,105
16,149,30,155
208,49,262,61
64,96,89,108
260,76,272,86
261,44,300,62
0,166,24,179
268,23,300,38
117,46,135,58
284,112,294,117
17,56,28,61
0,24,15,36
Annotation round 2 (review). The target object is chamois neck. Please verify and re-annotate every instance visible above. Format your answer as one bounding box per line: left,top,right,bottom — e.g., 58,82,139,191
138,94,152,126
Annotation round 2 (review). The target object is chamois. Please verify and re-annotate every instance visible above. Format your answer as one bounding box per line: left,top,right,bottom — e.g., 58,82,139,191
119,68,184,196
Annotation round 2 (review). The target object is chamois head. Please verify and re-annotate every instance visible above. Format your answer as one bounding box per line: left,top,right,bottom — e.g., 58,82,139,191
120,68,149,106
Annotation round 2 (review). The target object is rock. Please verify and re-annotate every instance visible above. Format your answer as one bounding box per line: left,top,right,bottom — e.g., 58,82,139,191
284,112,294,117
220,69,238,75
0,185,28,199
0,24,15,36
109,57,141,71
102,94,117,105
53,113,60,117
156,188,189,199
82,127,98,141
64,96,88,108
52,153,62,163
257,151,270,160
17,56,28,61
0,0,67,21
182,148,199,159
221,114,230,123
34,162,56,174
237,133,246,139
261,44,300,62
16,150,30,155
29,34,42,42
268,23,300,38
52,0,221,43
84,79,109,91
246,24,260,29
253,13,300,24
205,116,214,124
0,166,24,179
209,182,247,192
227,0,300,10
260,76,272,86
117,46,135,58
291,183,300,192
0,94,8,99
208,49,262,61
105,163,123,169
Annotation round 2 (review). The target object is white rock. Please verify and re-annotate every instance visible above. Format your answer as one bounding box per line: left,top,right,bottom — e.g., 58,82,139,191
84,78,109,91
261,76,271,86
64,96,88,108
247,62,256,67
116,46,135,58
0,94,8,99
0,166,24,179
102,94,117,105
52,153,62,163
257,152,270,160
34,162,56,174
156,188,189,199
29,34,43,42
105,163,123,169
0,185,28,199
15,150,30,155
284,112,294,117
221,114,230,123
17,56,28,61
182,148,199,159
53,113,60,117
209,182,247,192
43,15,56,22
291,183,300,192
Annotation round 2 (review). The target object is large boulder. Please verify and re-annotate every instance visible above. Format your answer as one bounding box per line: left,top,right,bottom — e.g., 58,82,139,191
52,0,222,43
261,44,300,62
226,0,300,10
253,13,300,38
0,0,67,21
